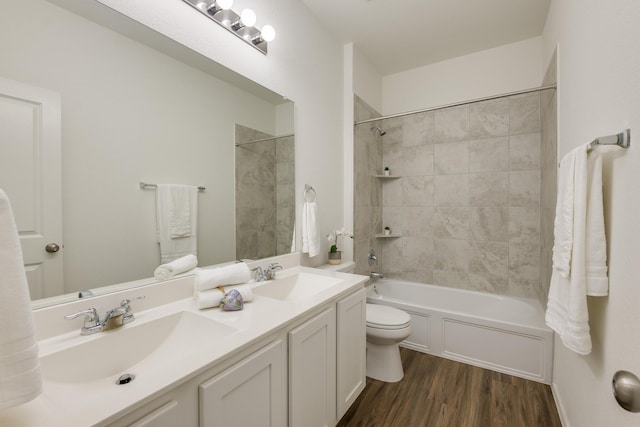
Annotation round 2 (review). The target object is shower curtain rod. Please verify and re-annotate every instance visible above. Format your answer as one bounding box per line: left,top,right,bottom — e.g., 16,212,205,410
354,83,557,125
235,133,294,147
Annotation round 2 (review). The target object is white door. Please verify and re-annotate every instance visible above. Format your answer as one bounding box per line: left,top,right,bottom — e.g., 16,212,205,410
0,76,63,299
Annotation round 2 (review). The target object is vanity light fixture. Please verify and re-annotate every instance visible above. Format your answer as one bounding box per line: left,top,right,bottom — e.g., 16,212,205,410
183,0,276,55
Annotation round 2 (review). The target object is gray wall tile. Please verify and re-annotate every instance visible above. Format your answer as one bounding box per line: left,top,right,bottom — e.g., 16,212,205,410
403,176,435,206
509,93,540,135
509,170,541,207
469,173,509,207
510,132,541,171
435,207,469,239
434,174,468,206
469,137,509,173
404,144,434,176
434,141,469,175
403,112,435,147
469,240,508,293
434,105,469,142
469,207,509,241
469,99,509,138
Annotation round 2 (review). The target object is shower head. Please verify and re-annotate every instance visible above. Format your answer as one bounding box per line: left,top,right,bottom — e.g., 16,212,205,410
371,126,386,136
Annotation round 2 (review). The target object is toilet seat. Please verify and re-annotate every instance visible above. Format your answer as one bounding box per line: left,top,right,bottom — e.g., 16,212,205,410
366,304,411,330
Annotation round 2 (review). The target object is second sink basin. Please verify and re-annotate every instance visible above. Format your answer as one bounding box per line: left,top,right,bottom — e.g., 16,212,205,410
40,311,236,383
252,272,343,302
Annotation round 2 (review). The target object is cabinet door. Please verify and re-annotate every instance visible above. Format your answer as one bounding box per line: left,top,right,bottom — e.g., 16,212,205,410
336,289,366,419
289,307,336,427
199,340,286,427
128,401,179,427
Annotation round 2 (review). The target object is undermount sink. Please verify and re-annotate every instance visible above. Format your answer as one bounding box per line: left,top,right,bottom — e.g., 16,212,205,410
252,272,344,302
40,311,236,383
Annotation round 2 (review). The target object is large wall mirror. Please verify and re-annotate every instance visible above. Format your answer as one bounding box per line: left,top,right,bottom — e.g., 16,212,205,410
0,0,295,307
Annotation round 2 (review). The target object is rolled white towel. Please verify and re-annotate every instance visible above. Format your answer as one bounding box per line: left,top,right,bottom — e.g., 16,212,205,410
194,284,253,309
195,263,251,291
154,254,198,281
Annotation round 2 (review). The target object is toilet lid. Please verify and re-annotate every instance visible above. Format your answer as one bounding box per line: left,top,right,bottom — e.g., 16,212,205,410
366,304,410,328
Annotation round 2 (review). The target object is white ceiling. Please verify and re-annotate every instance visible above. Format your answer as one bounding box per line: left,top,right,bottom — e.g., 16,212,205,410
301,0,551,76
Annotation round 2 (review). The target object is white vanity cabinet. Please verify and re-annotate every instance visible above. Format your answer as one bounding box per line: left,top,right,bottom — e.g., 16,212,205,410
289,307,336,427
336,288,367,419
128,401,179,427
102,282,366,427
199,339,286,427
288,288,367,427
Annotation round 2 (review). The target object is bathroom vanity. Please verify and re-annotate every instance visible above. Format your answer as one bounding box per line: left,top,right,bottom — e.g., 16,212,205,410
0,261,367,427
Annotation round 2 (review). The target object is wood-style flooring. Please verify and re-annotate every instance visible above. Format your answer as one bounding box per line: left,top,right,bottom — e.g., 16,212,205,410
337,348,562,427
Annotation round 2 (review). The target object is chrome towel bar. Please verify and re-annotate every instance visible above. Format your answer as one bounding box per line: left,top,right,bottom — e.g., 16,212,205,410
589,129,631,150
139,182,206,191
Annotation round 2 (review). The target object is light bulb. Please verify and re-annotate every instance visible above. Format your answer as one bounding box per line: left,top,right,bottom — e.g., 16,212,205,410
240,9,256,27
196,1,209,11
217,0,233,10
261,25,276,42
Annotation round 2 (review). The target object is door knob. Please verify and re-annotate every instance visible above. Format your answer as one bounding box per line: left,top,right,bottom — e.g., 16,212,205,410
45,243,60,253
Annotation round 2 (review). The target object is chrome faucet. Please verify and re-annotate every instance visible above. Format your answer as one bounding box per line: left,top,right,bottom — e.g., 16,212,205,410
252,263,283,281
370,272,384,279
65,296,145,335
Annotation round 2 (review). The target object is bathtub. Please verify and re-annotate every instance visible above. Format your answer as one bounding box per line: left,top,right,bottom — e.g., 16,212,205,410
367,280,553,384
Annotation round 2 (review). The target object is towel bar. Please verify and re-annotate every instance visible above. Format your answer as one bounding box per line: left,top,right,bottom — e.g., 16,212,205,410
139,182,205,191
588,129,631,150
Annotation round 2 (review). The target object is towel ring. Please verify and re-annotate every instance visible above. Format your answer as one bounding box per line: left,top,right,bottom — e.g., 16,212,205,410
304,184,316,202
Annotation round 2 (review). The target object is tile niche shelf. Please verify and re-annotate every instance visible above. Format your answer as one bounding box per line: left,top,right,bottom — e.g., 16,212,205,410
373,175,401,179
375,233,402,238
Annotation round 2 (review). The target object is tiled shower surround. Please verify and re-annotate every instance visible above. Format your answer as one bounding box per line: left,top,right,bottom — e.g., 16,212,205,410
354,81,557,303
235,124,295,260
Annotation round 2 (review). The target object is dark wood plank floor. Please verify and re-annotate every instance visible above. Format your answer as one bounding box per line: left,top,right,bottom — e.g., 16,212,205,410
337,348,561,427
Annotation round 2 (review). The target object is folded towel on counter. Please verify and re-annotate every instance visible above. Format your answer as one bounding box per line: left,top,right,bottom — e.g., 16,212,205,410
154,254,198,281
156,184,199,264
194,284,253,310
0,190,42,410
194,264,251,292
545,143,609,355
301,201,320,257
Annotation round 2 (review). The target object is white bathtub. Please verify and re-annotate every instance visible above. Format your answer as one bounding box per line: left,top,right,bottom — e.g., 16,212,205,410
367,280,553,384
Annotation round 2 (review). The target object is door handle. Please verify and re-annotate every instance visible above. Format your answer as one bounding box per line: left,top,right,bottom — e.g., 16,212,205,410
45,243,60,253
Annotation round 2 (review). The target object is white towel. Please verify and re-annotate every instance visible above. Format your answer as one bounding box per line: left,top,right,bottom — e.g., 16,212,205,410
194,284,253,310
585,151,609,296
194,264,251,292
552,147,578,277
156,184,199,264
545,143,609,355
301,201,320,257
154,254,198,281
0,190,42,410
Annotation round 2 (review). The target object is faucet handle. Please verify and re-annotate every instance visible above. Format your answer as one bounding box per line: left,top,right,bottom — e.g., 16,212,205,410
267,263,282,271
251,266,265,281
121,296,145,323
65,308,100,328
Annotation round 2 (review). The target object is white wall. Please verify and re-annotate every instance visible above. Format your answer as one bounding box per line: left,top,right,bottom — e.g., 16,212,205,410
542,1,640,426
353,48,383,114
382,37,544,115
95,0,345,267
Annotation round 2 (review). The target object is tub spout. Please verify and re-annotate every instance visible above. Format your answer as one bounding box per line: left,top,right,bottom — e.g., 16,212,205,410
370,272,384,279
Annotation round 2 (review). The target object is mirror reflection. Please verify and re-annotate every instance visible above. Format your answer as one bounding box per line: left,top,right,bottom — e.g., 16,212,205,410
235,125,295,261
0,0,294,305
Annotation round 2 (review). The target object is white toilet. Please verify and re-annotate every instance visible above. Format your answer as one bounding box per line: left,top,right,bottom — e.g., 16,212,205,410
318,262,412,383
365,303,411,382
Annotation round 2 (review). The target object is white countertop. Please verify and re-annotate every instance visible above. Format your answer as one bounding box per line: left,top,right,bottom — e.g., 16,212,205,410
0,265,367,427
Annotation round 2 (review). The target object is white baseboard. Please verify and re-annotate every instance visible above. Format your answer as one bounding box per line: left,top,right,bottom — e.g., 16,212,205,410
551,381,570,427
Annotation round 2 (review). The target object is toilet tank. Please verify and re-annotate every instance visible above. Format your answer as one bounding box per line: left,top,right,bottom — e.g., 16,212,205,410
316,261,355,274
